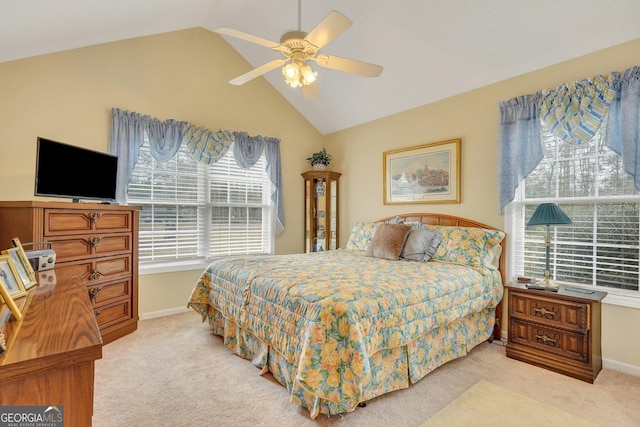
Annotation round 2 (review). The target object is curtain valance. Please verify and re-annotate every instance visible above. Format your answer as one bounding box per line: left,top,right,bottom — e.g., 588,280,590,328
498,65,640,211
109,108,284,235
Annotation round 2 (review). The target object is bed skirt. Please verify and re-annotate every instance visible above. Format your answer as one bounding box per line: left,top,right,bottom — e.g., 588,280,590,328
200,304,496,418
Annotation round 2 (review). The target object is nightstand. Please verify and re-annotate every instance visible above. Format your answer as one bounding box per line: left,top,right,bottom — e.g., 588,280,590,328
505,282,607,383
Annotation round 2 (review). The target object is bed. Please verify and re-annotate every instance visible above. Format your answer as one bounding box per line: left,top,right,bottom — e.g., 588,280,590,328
188,212,506,419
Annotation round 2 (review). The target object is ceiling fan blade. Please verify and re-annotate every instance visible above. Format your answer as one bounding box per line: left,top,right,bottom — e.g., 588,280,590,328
302,82,319,100
315,54,383,78
215,27,280,49
304,11,352,49
229,59,287,85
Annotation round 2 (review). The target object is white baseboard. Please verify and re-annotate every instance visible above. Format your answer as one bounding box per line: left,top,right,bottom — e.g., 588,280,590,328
602,358,640,377
140,306,190,320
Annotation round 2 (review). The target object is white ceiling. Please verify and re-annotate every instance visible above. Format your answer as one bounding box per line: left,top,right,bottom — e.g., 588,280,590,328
3,0,640,135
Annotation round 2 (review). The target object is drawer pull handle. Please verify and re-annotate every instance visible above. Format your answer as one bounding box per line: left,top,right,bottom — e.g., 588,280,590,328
89,270,102,280
532,306,556,319
90,236,102,248
534,333,558,346
89,287,102,301
94,310,101,318
89,212,102,223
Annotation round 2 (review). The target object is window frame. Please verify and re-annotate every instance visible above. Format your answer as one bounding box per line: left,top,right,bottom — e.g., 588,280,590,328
127,141,275,275
505,129,640,309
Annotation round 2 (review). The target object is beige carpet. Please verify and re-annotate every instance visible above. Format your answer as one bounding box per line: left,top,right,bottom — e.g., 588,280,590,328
421,379,597,427
94,312,640,427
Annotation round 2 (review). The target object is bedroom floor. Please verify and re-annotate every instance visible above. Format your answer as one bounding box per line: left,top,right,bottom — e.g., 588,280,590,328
94,311,640,427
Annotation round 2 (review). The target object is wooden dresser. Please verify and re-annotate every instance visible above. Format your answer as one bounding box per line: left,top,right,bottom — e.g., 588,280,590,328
505,283,607,383
0,268,103,426
0,201,140,344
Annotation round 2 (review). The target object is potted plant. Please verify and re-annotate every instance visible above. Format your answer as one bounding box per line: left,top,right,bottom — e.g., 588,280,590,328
306,147,332,171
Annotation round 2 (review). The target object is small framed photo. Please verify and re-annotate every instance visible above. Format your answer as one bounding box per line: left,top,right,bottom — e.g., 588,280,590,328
2,247,37,289
0,255,27,299
0,277,23,321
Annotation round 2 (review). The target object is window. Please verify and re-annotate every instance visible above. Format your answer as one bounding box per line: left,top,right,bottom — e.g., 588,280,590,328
508,124,640,302
127,141,274,272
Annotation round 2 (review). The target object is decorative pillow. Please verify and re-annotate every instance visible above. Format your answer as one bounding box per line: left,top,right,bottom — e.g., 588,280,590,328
384,216,404,224
365,223,412,260
400,228,442,262
487,243,503,270
345,222,379,251
429,225,506,268
403,220,425,229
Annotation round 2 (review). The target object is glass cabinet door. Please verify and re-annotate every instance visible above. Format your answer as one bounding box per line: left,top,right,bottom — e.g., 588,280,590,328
302,171,341,253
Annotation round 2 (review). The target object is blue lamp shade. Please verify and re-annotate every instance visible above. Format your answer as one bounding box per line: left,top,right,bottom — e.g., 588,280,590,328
527,203,573,226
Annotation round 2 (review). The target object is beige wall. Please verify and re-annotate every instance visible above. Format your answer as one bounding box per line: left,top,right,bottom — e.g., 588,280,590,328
0,28,323,321
324,37,640,373
1,27,638,373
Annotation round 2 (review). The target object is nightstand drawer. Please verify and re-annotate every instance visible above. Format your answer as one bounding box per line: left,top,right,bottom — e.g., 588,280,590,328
509,291,589,333
509,318,589,363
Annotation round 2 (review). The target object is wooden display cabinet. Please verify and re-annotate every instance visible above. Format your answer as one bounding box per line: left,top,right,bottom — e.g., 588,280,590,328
302,171,341,252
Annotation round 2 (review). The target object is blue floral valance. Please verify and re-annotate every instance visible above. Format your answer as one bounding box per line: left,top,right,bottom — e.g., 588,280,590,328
109,108,284,235
498,65,640,211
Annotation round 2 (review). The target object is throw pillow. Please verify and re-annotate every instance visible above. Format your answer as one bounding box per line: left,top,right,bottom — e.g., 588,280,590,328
365,223,412,261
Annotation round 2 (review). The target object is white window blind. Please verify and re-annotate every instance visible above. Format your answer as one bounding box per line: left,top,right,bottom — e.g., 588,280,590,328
208,148,272,256
509,125,640,299
127,140,273,268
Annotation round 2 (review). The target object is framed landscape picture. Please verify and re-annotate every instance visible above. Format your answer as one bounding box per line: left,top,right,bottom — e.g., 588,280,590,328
383,138,461,205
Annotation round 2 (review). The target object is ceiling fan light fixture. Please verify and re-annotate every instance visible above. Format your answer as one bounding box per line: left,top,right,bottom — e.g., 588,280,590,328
282,62,317,88
300,63,318,84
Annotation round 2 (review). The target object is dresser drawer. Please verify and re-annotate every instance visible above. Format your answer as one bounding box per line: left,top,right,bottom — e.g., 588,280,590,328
44,209,133,236
509,291,589,333
54,255,132,285
509,318,589,363
48,233,132,262
88,277,132,307
94,299,132,330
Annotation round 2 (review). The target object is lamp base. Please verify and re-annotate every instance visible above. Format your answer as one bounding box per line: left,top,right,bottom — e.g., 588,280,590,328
526,282,559,292
526,270,560,292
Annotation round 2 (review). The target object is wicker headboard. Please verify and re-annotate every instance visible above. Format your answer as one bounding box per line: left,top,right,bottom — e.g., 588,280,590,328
377,212,507,341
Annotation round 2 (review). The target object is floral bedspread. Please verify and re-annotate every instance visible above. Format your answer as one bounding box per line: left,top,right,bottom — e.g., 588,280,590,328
188,249,503,414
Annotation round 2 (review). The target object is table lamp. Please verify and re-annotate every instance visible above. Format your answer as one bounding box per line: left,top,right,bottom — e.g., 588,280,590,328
527,203,573,290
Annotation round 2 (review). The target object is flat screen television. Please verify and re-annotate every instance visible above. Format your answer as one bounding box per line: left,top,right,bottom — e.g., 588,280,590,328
35,137,118,203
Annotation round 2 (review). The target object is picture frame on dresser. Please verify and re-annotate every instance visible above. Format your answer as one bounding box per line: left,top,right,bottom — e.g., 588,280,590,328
0,276,23,321
0,255,26,299
2,246,37,289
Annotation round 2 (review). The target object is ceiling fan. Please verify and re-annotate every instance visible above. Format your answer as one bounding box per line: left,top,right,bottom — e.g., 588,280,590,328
215,10,383,100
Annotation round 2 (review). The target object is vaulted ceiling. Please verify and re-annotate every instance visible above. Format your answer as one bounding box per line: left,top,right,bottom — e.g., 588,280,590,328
3,0,640,135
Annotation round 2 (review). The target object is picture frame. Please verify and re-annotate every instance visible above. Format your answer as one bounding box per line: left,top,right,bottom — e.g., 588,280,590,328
0,277,23,321
383,138,461,205
0,255,27,299
2,247,37,289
